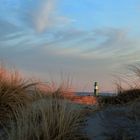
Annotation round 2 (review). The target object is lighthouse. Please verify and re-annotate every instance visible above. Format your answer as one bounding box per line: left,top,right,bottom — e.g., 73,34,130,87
94,82,99,96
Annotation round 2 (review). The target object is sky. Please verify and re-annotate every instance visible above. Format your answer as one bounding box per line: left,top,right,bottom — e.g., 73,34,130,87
0,0,140,92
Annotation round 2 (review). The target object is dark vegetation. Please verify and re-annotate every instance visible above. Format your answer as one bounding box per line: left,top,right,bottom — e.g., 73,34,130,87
97,88,140,107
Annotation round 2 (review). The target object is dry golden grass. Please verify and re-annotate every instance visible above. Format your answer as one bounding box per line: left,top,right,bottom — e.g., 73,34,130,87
2,96,87,140
0,65,87,140
0,65,38,124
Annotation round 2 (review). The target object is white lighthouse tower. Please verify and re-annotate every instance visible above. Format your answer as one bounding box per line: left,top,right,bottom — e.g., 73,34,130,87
94,82,99,96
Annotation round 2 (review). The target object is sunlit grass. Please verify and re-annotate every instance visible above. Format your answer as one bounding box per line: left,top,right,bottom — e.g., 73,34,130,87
0,65,87,140
0,65,36,124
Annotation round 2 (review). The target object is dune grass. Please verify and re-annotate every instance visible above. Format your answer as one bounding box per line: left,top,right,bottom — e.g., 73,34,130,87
0,65,36,124
95,65,140,140
97,65,140,107
97,88,140,107
0,65,88,140
1,96,87,140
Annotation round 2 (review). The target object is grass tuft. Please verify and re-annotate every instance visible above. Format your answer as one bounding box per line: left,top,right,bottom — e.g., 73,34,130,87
2,96,87,140
0,65,36,124
0,65,88,140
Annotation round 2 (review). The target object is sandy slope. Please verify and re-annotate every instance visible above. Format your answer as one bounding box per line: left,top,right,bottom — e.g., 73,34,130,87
84,104,140,140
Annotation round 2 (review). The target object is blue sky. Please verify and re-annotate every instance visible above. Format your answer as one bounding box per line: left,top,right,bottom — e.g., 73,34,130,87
0,0,140,92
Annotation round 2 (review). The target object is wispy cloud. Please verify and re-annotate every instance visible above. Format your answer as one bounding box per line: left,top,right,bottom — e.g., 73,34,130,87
32,0,56,32
78,28,139,59
0,19,20,39
1,26,139,91
25,0,74,32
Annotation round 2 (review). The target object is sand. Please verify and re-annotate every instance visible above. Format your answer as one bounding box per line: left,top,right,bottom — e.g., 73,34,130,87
84,104,140,140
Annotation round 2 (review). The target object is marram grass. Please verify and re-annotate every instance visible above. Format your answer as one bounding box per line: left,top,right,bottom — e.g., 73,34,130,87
0,65,36,124
2,97,87,140
0,65,87,140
